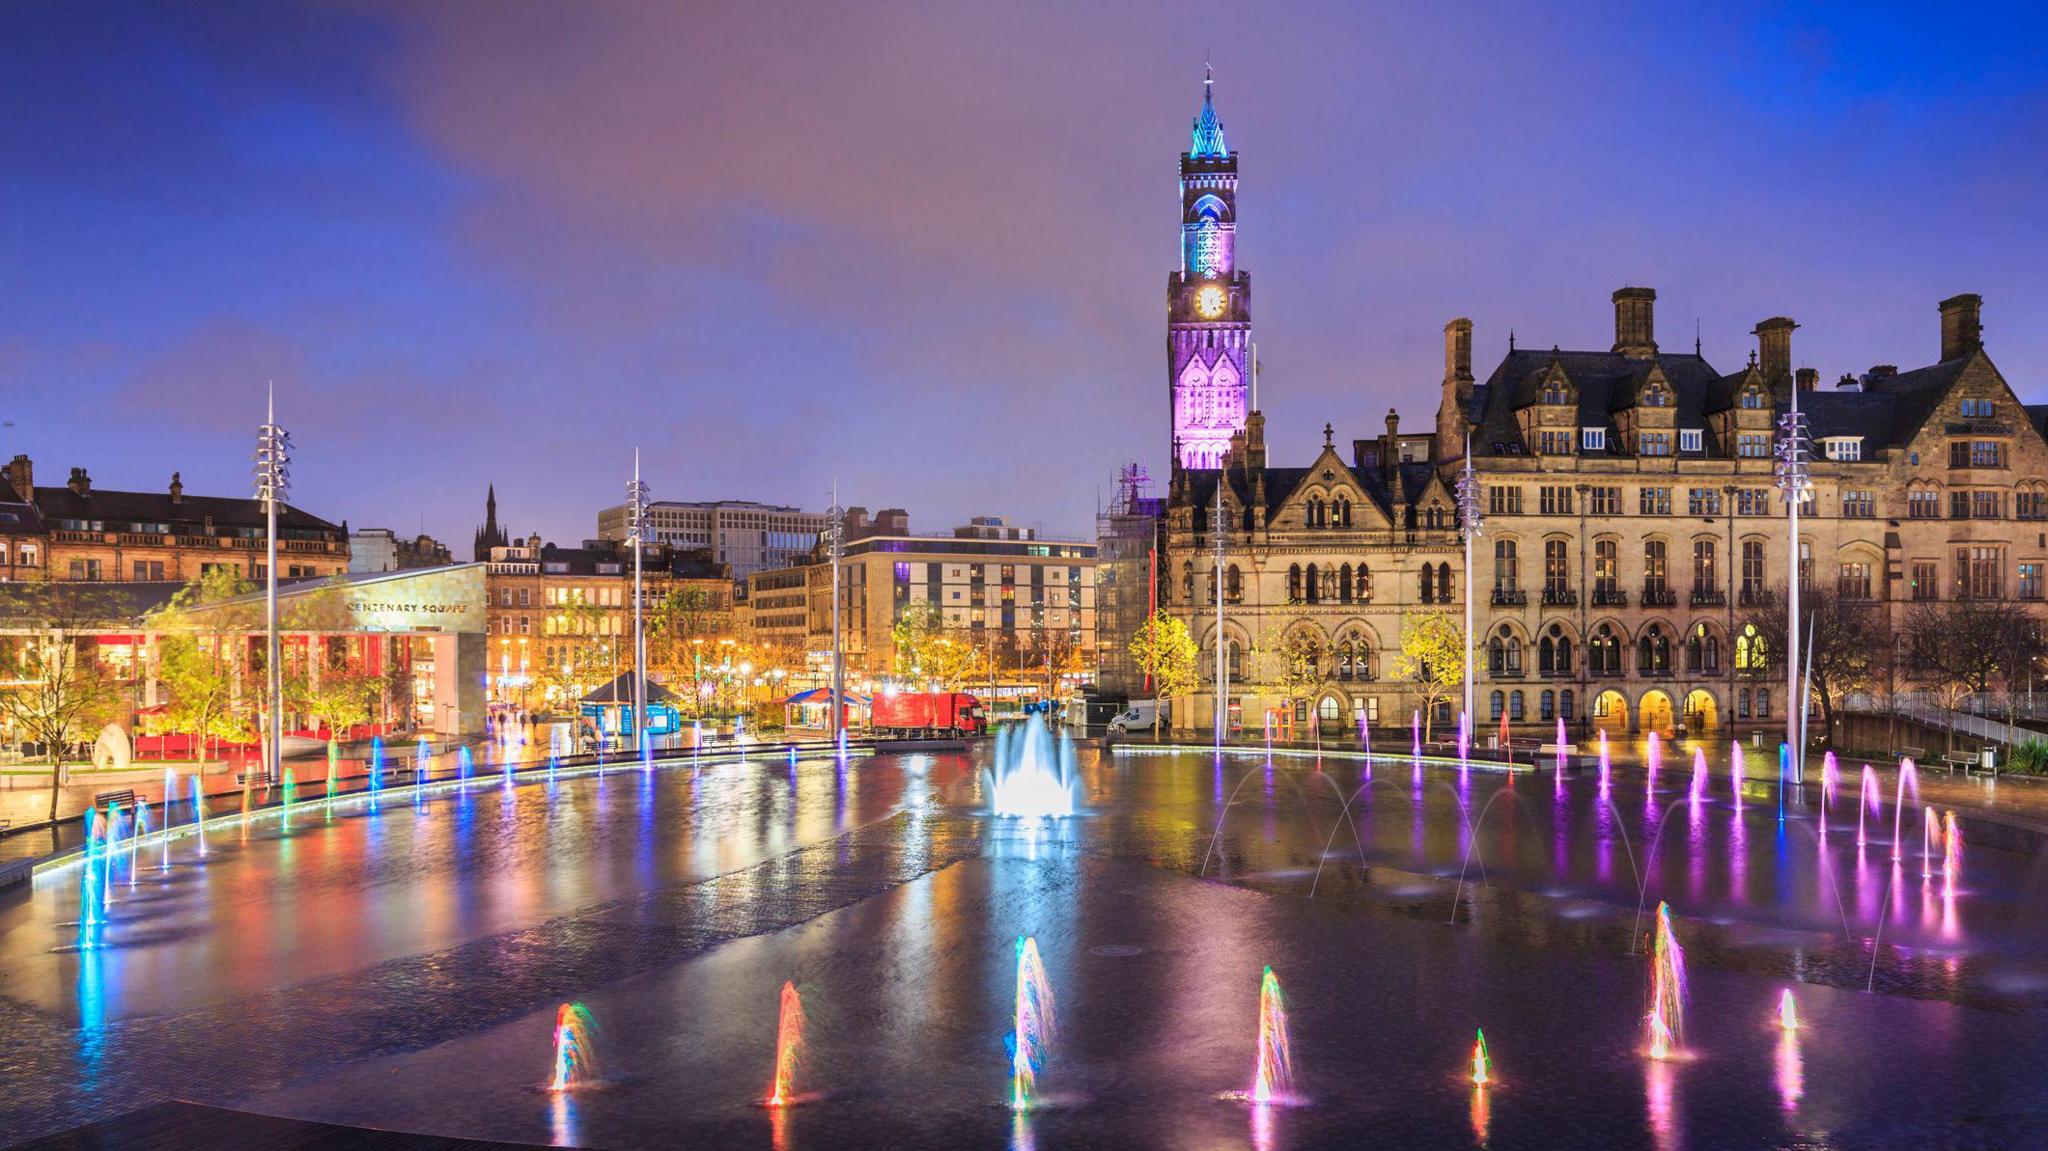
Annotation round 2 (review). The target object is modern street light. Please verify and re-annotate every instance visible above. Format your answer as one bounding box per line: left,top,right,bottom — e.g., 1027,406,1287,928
1774,386,1813,781
1454,433,1484,733
252,384,292,784
625,451,651,746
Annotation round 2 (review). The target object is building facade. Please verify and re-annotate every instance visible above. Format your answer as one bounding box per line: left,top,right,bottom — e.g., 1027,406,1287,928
350,528,454,573
0,455,348,584
595,499,829,579
1093,464,1164,695
1163,287,2048,741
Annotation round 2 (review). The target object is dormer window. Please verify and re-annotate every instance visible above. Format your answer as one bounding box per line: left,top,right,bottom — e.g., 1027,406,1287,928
1581,428,1606,451
1961,398,1996,418
1679,429,1703,452
1822,437,1863,462
1643,388,1671,408
1542,383,1568,405
1739,390,1766,410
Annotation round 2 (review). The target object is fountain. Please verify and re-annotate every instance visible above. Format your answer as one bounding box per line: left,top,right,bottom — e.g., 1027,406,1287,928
1892,759,1919,863
457,745,474,783
1554,718,1568,794
1689,747,1707,803
1731,743,1745,809
280,770,296,831
188,775,207,857
127,800,147,886
1008,936,1055,1111
1646,902,1687,1060
987,717,1078,820
1858,765,1879,847
1923,807,1941,879
1457,710,1469,764
641,728,653,773
1820,753,1840,837
1250,965,1294,1105
1943,810,1962,897
1411,710,1421,759
1597,730,1611,796
1777,988,1799,1032
1470,1028,1491,1086
416,740,431,808
766,981,806,1107
548,1003,599,1092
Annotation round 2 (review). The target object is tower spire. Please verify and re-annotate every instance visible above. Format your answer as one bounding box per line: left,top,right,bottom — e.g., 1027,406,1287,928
1190,62,1228,159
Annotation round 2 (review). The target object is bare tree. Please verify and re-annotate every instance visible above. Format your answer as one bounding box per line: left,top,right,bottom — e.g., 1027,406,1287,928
0,585,124,821
1738,586,1881,747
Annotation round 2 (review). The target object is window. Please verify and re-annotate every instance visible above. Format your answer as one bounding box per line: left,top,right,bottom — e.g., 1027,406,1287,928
1643,388,1671,408
1911,560,1939,601
1540,690,1555,721
1739,390,1766,410
1438,563,1453,601
1737,433,1772,458
1594,539,1618,596
1352,562,1372,603
1338,563,1354,603
1539,486,1574,515
1639,487,1671,516
1838,562,1872,600
1908,490,1940,519
1951,440,2006,469
1638,624,1671,673
2019,491,2048,520
2021,564,2044,601
131,560,165,580
1560,689,1576,720
1961,398,1996,418
1590,486,1621,515
500,588,512,607
1591,624,1622,674
1488,626,1524,676
1542,382,1568,405
1305,563,1321,604
1799,540,1812,588
1489,486,1523,515
1951,491,1972,520
1738,689,1751,719
1288,564,1302,601
1539,624,1573,676
1736,489,1769,516
1493,539,1519,593
1972,491,2002,520
1686,624,1721,674
1687,488,1722,516
1539,430,1573,454
1509,691,1525,722
1418,564,1434,603
1842,490,1875,518
1639,431,1672,456
1735,623,1766,671
1692,539,1717,594
1679,428,1704,452
1643,539,1668,595
1955,546,2003,599
68,558,101,580
1757,690,1770,719
1741,539,1766,601
1544,539,1569,594
1583,428,1607,451
1490,691,1505,721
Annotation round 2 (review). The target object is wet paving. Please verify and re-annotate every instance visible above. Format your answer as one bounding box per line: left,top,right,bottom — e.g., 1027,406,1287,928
3,739,2047,1149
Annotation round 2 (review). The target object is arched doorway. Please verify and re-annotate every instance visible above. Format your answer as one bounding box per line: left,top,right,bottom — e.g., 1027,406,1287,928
1316,694,1343,737
1638,690,1675,737
1592,689,1630,735
1681,689,1717,734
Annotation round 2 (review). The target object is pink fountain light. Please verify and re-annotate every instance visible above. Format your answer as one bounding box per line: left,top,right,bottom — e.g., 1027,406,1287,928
1777,988,1799,1032
1858,765,1880,848
1730,744,1746,809
1412,710,1422,760
1923,807,1941,880
1646,731,1662,795
1892,759,1920,863
1249,966,1294,1105
1646,902,1687,1061
1555,718,1568,792
1943,810,1963,898
1690,747,1708,803
1820,753,1840,838
1597,730,1611,796
766,981,807,1107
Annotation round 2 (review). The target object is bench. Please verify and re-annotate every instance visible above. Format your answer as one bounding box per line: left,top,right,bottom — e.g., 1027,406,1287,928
1938,752,1976,777
1892,746,1926,763
93,788,138,811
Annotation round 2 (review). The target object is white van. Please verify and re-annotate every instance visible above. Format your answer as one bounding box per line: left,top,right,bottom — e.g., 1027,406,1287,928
1108,699,1163,734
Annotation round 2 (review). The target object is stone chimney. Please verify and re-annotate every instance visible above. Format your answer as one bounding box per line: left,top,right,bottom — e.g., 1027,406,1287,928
1244,410,1267,471
1795,367,1819,392
1752,317,1797,386
67,467,91,497
1381,408,1400,479
169,471,183,505
1612,288,1658,358
1939,293,1982,360
1444,318,1473,383
4,454,30,504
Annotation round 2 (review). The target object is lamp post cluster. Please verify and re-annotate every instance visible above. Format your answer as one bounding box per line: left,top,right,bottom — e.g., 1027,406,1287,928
253,386,292,783
1454,436,1484,728
625,452,652,742
1774,388,1813,781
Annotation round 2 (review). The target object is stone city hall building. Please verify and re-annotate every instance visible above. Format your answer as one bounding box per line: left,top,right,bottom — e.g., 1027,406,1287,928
1166,287,2048,740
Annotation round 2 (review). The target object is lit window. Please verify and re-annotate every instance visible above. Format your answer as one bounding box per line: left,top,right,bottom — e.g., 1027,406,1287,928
1582,428,1606,451
1679,429,1703,452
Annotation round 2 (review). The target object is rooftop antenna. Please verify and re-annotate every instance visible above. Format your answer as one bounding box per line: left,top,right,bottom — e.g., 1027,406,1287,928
1508,328,1515,353
1695,318,1702,357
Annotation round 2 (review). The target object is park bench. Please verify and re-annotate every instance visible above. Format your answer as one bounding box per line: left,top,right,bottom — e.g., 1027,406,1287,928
1892,745,1926,763
93,788,137,811
1938,751,1976,777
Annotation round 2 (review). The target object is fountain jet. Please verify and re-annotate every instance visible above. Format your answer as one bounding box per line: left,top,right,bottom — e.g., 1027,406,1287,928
548,1003,598,1092
1646,902,1687,1060
1777,988,1799,1032
1250,965,1293,1105
766,981,807,1107
1009,936,1055,1111
987,717,1078,820
1943,810,1962,897
1892,759,1919,863
1470,1028,1491,1086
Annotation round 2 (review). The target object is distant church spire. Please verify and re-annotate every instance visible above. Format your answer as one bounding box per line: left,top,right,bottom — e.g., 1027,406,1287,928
1190,63,1229,159
473,482,509,561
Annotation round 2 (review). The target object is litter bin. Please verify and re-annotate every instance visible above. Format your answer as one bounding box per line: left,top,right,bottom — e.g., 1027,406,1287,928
1982,748,1997,773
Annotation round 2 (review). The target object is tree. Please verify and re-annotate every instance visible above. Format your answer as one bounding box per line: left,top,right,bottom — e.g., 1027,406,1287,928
1025,623,1088,701
537,597,619,712
1391,610,1466,742
0,583,124,821
1738,586,1881,747
1128,610,1198,739
649,585,724,685
290,667,380,738
1907,599,2046,745
147,568,259,765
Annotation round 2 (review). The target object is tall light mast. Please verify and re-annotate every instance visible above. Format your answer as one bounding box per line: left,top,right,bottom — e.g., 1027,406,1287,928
1213,478,1227,749
253,384,292,784
1775,385,1813,781
625,451,651,744
1454,434,1484,729
828,483,845,739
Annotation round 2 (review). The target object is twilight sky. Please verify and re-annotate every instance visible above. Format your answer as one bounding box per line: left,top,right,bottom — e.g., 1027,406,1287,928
3,2,2046,548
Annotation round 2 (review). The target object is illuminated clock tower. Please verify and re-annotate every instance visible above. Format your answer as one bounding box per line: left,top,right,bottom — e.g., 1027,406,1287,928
1169,66,1250,471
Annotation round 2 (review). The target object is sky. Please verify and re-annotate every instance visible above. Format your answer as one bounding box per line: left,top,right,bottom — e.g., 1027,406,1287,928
3,2,2046,549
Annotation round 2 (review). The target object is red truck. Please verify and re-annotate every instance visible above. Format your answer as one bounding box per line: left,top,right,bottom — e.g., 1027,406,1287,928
870,692,987,737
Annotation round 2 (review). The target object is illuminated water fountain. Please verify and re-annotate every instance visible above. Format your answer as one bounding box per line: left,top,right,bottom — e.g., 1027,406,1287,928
548,1003,599,1092
1597,729,1611,797
1646,730,1661,794
1892,759,1919,863
1858,765,1880,848
1646,902,1687,1060
765,980,807,1108
1778,988,1799,1031
1944,810,1963,897
1008,936,1055,1111
1923,807,1941,880
1731,743,1746,809
1820,753,1840,837
1249,965,1294,1105
1470,1028,1491,1086
1411,710,1421,760
457,745,474,784
987,717,1078,820
1690,747,1707,803
1554,718,1568,793
280,770,296,832
188,775,207,857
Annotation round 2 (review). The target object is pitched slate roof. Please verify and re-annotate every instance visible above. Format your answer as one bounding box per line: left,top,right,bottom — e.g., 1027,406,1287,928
1183,456,1445,531
32,485,342,534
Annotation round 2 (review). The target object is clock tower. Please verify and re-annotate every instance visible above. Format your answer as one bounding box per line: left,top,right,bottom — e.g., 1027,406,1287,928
1169,66,1250,471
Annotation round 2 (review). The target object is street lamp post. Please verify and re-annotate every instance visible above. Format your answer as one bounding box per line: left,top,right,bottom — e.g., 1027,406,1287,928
1454,434,1484,732
625,451,652,745
1213,478,1227,751
828,484,845,740
1775,386,1812,781
253,385,292,784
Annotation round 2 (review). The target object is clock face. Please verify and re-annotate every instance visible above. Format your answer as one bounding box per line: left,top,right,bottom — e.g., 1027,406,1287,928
1195,284,1226,319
